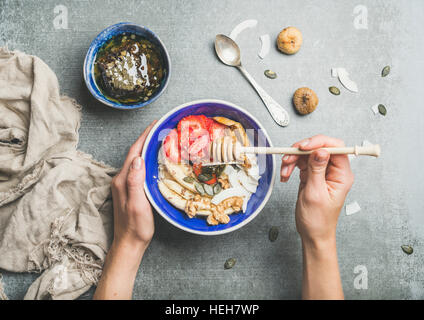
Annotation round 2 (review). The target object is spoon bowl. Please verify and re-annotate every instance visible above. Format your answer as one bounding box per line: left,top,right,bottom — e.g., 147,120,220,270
215,34,241,66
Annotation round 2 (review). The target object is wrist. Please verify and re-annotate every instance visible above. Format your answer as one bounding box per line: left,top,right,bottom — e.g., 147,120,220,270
109,239,147,270
301,236,337,256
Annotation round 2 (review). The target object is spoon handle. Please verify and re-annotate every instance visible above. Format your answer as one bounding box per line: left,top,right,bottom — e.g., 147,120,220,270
237,65,290,127
242,145,381,157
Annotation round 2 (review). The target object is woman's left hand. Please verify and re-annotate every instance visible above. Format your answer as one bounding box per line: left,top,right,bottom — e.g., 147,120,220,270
111,120,157,250
94,120,157,300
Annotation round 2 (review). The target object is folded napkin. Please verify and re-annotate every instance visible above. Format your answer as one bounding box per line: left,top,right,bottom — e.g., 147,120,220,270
0,47,117,299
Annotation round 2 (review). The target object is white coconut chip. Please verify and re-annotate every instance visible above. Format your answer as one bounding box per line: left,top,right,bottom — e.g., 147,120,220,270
237,170,258,193
229,19,258,41
371,104,380,115
336,68,358,93
242,193,251,212
362,140,372,146
211,186,251,206
331,68,339,78
258,34,270,59
224,165,240,188
346,201,361,216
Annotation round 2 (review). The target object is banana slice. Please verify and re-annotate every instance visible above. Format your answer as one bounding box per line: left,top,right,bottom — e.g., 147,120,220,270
163,157,197,193
213,116,250,147
162,178,195,200
158,180,187,211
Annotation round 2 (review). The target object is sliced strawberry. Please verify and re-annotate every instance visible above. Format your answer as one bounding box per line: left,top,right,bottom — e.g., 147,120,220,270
208,120,226,142
192,163,202,176
177,115,209,137
178,115,210,161
188,133,210,155
163,129,180,163
203,173,217,185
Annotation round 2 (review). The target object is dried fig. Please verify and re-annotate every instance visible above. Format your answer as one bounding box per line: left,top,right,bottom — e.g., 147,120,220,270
277,27,303,55
293,87,318,115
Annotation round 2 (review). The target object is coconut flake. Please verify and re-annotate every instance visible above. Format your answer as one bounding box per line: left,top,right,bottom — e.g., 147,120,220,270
229,19,258,41
237,170,258,193
362,140,372,146
242,193,251,212
211,186,250,206
371,104,379,115
258,34,270,59
346,201,361,216
336,68,358,92
225,165,242,188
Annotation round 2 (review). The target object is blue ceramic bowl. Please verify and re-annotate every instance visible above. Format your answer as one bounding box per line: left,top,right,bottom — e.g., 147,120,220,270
142,99,276,235
83,22,171,110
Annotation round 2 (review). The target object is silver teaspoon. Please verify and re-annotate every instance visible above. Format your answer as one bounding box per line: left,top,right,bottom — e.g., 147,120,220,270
214,34,290,127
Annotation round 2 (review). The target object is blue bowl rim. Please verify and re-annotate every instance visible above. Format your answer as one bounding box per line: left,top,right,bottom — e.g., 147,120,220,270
83,22,171,110
141,99,276,236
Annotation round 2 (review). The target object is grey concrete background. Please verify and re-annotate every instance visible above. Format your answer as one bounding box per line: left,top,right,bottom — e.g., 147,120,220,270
0,0,423,300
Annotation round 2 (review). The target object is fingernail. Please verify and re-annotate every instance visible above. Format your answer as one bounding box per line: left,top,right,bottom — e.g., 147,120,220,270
314,151,327,162
132,157,142,170
283,155,290,161
281,166,288,176
300,139,310,148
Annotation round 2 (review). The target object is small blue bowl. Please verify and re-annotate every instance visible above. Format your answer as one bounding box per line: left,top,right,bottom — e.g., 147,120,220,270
83,22,171,110
142,99,276,235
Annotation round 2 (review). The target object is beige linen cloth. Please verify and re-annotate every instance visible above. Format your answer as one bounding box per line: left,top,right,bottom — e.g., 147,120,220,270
0,47,117,299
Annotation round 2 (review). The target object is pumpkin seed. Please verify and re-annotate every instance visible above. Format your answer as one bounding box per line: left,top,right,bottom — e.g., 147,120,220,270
329,86,340,95
401,245,413,255
264,70,277,79
232,164,241,171
204,184,214,196
378,104,387,116
198,173,213,182
213,183,222,194
381,65,390,77
224,258,236,269
201,166,214,175
194,182,205,195
183,176,195,183
269,226,279,242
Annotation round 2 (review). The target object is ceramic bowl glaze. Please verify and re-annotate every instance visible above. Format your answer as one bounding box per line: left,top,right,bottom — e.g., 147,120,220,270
142,99,276,235
83,22,171,110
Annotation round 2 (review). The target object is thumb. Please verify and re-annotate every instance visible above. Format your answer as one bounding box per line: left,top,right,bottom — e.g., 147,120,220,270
126,156,146,201
306,149,330,189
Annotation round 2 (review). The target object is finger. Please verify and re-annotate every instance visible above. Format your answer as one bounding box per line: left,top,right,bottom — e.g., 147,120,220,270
297,134,345,151
299,169,307,184
126,156,147,204
282,154,299,165
296,156,308,171
326,162,355,192
305,149,330,189
297,135,350,169
121,120,157,178
280,162,297,182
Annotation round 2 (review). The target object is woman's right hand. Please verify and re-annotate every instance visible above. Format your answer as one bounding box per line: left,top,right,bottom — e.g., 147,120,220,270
280,135,354,245
280,135,354,300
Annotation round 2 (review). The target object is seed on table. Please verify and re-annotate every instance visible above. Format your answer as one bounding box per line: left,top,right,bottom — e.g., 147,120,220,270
378,104,387,116
224,258,236,269
329,86,340,95
401,245,413,255
269,226,279,242
381,65,390,77
264,70,277,79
